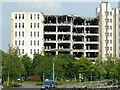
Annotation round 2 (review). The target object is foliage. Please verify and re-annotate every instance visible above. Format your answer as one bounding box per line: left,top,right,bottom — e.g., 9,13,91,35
74,56,94,80
21,54,32,79
2,47,120,85
2,47,25,85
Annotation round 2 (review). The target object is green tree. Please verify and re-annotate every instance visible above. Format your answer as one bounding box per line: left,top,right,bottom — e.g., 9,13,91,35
115,58,120,84
2,47,24,86
33,53,53,81
74,56,94,81
103,55,116,79
21,54,32,80
92,58,106,80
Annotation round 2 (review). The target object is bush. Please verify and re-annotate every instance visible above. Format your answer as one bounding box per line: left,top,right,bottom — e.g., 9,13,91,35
56,81,62,85
35,82,42,85
3,81,21,87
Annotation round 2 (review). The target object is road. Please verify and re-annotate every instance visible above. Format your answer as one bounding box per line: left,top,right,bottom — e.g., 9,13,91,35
1,83,120,90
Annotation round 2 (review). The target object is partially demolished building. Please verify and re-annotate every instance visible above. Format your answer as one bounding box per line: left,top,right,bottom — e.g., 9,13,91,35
11,12,99,59
44,15,99,58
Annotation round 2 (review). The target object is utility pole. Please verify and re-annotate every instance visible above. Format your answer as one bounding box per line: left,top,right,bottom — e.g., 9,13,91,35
53,62,55,81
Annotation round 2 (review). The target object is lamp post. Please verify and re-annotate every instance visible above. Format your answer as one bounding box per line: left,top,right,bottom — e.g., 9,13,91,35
53,61,55,81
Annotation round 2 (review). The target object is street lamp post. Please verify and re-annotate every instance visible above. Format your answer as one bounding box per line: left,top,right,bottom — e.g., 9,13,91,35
53,61,55,81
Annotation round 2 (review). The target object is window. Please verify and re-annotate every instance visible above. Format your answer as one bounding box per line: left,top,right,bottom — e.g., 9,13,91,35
22,23,24,28
110,19,112,23
37,40,39,45
15,14,17,19
30,40,32,45
30,14,32,19
19,23,21,28
22,31,24,37
15,40,17,45
38,49,39,53
119,32,120,36
110,12,112,16
19,40,21,45
107,12,109,15
38,23,39,28
107,26,109,29
34,32,36,37
30,31,32,37
22,49,24,54
119,10,120,14
34,23,36,28
38,14,39,19
119,17,120,21
15,31,17,37
119,25,120,28
119,39,120,43
34,14,36,19
107,33,109,36
19,14,21,19
110,40,112,43
110,47,112,51
22,40,24,45
15,23,17,28
19,31,20,37
107,19,109,22
34,40,36,45
38,32,39,37
30,23,32,28
108,40,109,43
110,26,112,29
30,49,32,54
22,14,24,19
110,33,112,37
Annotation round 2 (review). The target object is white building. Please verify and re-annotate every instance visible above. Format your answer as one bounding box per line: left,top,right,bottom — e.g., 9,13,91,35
96,1,119,59
11,12,44,58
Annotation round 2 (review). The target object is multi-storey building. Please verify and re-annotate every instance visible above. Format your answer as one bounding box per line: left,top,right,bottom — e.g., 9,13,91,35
96,1,119,59
44,15,99,58
11,12,44,58
11,12,99,59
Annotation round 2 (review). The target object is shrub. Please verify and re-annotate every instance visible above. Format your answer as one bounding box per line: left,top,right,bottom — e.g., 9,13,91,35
36,82,42,85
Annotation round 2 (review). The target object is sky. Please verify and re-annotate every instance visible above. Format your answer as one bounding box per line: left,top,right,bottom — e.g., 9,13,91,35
1,0,118,52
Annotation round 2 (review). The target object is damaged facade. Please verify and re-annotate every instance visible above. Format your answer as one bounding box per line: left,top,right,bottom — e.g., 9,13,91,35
44,15,99,58
11,12,99,59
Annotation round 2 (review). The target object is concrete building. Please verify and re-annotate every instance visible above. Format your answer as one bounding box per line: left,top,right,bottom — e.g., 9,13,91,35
96,1,119,59
11,12,44,58
11,12,99,59
44,15,99,58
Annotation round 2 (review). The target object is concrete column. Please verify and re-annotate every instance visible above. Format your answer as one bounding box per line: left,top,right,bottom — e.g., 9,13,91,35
84,27,86,57
56,26,58,55
70,18,73,55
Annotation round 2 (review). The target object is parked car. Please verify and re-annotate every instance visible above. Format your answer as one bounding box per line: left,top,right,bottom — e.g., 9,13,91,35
41,80,56,89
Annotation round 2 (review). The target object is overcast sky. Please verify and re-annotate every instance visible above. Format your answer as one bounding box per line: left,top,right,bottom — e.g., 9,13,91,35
1,0,118,52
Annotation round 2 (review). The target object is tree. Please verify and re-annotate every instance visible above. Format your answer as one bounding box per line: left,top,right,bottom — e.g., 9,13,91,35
33,53,53,81
21,54,32,80
74,56,94,81
115,59,120,84
2,47,24,86
103,55,116,79
93,58,106,80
